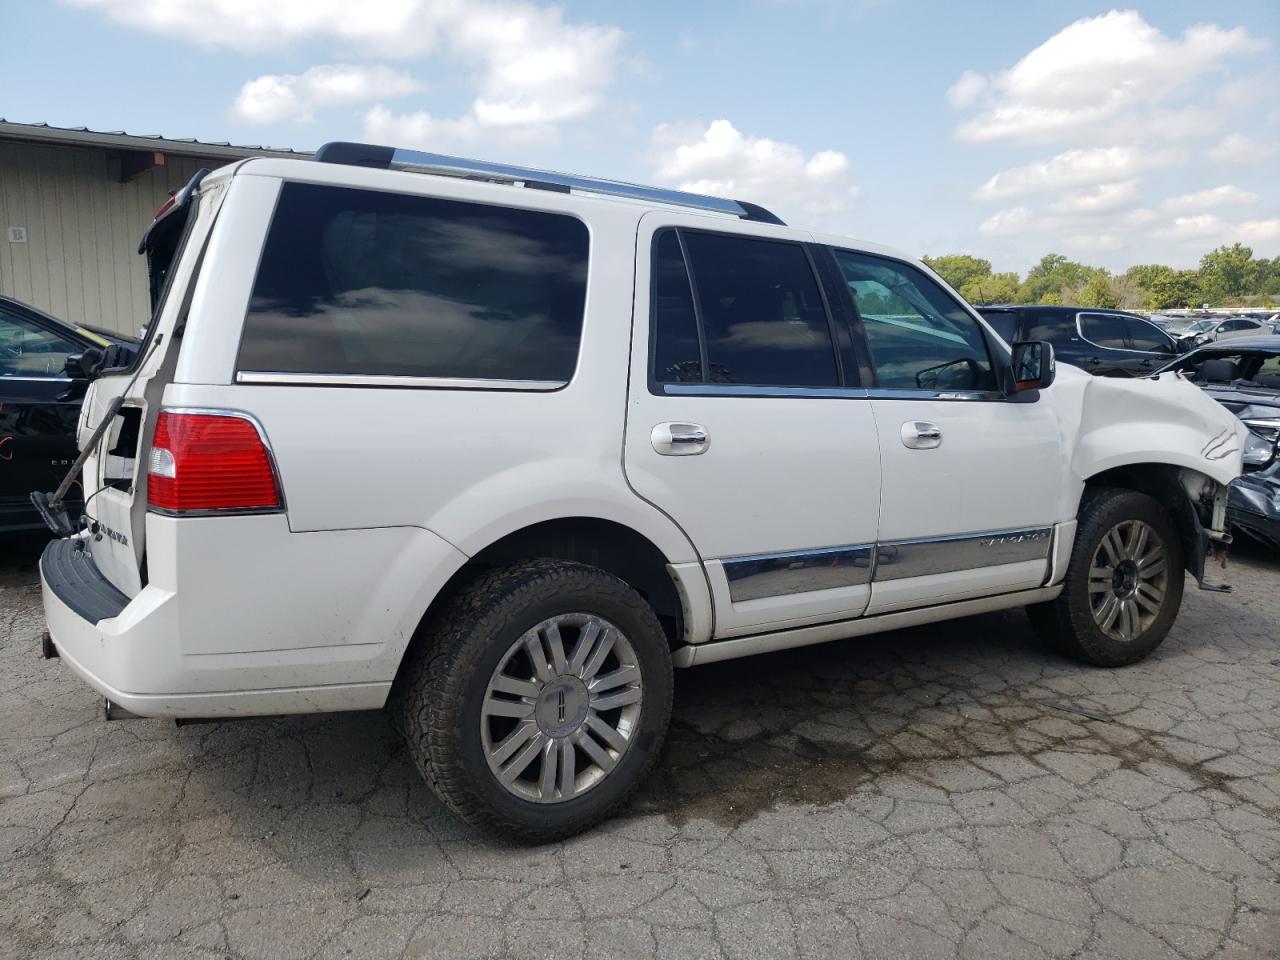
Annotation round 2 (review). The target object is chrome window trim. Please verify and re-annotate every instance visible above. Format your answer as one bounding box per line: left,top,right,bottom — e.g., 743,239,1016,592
236,371,566,391
1075,311,1173,357
661,384,869,399
0,374,73,382
874,526,1051,582
660,384,1005,401
722,544,875,602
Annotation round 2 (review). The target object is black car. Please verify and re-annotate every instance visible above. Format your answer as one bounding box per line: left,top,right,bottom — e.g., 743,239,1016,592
978,305,1181,377
1154,335,1280,548
0,295,138,532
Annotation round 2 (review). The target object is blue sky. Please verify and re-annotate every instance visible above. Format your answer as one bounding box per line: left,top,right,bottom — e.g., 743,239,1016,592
4,1,1278,273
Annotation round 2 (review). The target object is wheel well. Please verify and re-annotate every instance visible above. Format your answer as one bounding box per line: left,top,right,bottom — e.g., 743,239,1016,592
1083,464,1206,578
409,517,685,654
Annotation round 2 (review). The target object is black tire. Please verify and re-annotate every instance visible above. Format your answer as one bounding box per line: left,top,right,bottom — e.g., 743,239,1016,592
398,559,673,843
1027,488,1184,667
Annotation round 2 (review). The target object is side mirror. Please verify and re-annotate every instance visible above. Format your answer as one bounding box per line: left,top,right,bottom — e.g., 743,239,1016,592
64,350,99,381
1010,340,1055,393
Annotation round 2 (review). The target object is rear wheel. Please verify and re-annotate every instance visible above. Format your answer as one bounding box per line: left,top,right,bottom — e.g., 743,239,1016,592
1028,488,1184,666
399,559,673,843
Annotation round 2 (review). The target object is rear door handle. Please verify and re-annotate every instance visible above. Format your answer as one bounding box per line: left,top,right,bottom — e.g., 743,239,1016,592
652,422,709,456
901,420,942,449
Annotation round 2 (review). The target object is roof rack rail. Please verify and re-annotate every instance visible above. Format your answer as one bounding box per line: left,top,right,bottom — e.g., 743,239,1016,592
313,141,785,225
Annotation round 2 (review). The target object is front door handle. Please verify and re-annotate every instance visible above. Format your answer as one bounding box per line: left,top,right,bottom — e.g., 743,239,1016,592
652,422,709,456
901,420,942,450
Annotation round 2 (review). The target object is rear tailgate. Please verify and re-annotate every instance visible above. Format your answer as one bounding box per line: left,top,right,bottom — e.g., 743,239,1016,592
77,175,228,596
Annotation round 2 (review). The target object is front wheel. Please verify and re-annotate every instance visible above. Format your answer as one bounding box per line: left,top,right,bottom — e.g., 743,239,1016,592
1028,488,1184,667
399,559,673,843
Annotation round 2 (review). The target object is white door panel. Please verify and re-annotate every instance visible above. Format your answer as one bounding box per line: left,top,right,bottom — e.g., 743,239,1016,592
871,398,1062,540
624,213,882,635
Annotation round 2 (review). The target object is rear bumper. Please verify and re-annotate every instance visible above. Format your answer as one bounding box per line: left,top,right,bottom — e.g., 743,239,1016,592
38,519,469,719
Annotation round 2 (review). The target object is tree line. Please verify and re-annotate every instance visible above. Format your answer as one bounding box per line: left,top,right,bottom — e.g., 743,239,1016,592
922,244,1280,311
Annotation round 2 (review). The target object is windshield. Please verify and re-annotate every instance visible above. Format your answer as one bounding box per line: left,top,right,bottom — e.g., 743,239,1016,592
1186,320,1216,333
1188,352,1280,388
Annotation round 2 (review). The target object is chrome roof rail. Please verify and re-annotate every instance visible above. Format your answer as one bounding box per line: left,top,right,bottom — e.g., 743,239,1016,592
313,141,785,225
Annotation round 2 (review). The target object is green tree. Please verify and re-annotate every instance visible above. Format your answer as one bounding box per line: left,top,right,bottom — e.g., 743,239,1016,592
1078,272,1119,308
1020,253,1101,304
959,272,1020,304
1146,269,1202,309
1124,263,1173,290
1198,243,1256,304
921,254,992,292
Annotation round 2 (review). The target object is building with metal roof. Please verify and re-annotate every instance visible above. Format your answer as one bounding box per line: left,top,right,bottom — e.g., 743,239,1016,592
0,119,307,335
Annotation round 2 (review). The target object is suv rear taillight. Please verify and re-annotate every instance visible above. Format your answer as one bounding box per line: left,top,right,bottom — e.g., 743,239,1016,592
148,411,282,514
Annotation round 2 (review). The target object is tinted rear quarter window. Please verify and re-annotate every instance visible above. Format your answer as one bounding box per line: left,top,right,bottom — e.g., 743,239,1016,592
238,183,589,383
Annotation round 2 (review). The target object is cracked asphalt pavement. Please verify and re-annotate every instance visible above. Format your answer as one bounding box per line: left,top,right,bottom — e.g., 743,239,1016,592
2,534,1278,960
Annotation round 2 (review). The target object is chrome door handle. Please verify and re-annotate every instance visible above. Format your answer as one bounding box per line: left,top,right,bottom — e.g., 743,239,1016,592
652,422,709,456
901,420,942,449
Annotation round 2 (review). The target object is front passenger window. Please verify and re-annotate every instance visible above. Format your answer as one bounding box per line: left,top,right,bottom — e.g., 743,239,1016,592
0,311,77,379
832,250,995,391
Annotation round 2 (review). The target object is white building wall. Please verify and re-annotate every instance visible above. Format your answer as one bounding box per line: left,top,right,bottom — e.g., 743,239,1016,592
0,141,206,336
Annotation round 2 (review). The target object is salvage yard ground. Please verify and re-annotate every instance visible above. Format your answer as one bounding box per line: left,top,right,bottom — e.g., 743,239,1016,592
2,534,1278,960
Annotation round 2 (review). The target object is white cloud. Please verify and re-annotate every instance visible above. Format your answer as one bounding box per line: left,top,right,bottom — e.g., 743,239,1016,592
72,0,624,140
232,65,419,124
649,119,857,221
978,207,1038,236
952,10,1266,144
1209,133,1279,165
1160,184,1259,213
946,70,986,108
1151,214,1280,248
1050,180,1141,214
975,147,1174,201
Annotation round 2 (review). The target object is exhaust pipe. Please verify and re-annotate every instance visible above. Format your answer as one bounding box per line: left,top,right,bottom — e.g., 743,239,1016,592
104,698,141,721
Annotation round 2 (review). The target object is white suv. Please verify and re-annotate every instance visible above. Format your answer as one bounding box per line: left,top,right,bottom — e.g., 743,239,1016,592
38,142,1245,841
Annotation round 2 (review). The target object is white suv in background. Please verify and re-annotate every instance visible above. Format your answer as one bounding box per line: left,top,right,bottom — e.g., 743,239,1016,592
38,142,1245,841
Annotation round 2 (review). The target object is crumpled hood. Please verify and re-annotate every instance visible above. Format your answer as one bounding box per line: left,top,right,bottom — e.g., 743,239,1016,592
1061,367,1247,487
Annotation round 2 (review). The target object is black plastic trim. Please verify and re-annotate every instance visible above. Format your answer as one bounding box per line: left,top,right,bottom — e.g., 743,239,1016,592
40,538,129,626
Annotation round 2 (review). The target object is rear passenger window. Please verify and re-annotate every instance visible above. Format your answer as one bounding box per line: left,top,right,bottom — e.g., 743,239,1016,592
1080,314,1128,349
238,183,589,383
679,232,838,387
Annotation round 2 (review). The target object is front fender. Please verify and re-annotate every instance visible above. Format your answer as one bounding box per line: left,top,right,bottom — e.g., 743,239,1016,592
1068,373,1246,487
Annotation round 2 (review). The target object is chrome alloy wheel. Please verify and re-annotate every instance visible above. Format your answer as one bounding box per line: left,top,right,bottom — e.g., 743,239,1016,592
1088,519,1168,642
481,614,643,803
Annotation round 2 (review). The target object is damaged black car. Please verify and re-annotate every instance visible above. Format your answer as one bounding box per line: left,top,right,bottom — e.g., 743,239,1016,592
1155,335,1280,548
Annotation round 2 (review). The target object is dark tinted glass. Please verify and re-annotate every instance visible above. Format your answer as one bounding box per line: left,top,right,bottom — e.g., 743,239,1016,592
1023,311,1077,341
238,183,589,382
978,309,1019,343
651,231,702,383
1081,313,1128,348
833,250,995,391
1125,317,1174,353
682,232,838,387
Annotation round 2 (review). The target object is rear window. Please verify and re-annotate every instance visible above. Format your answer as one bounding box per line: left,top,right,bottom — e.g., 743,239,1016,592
237,183,589,383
